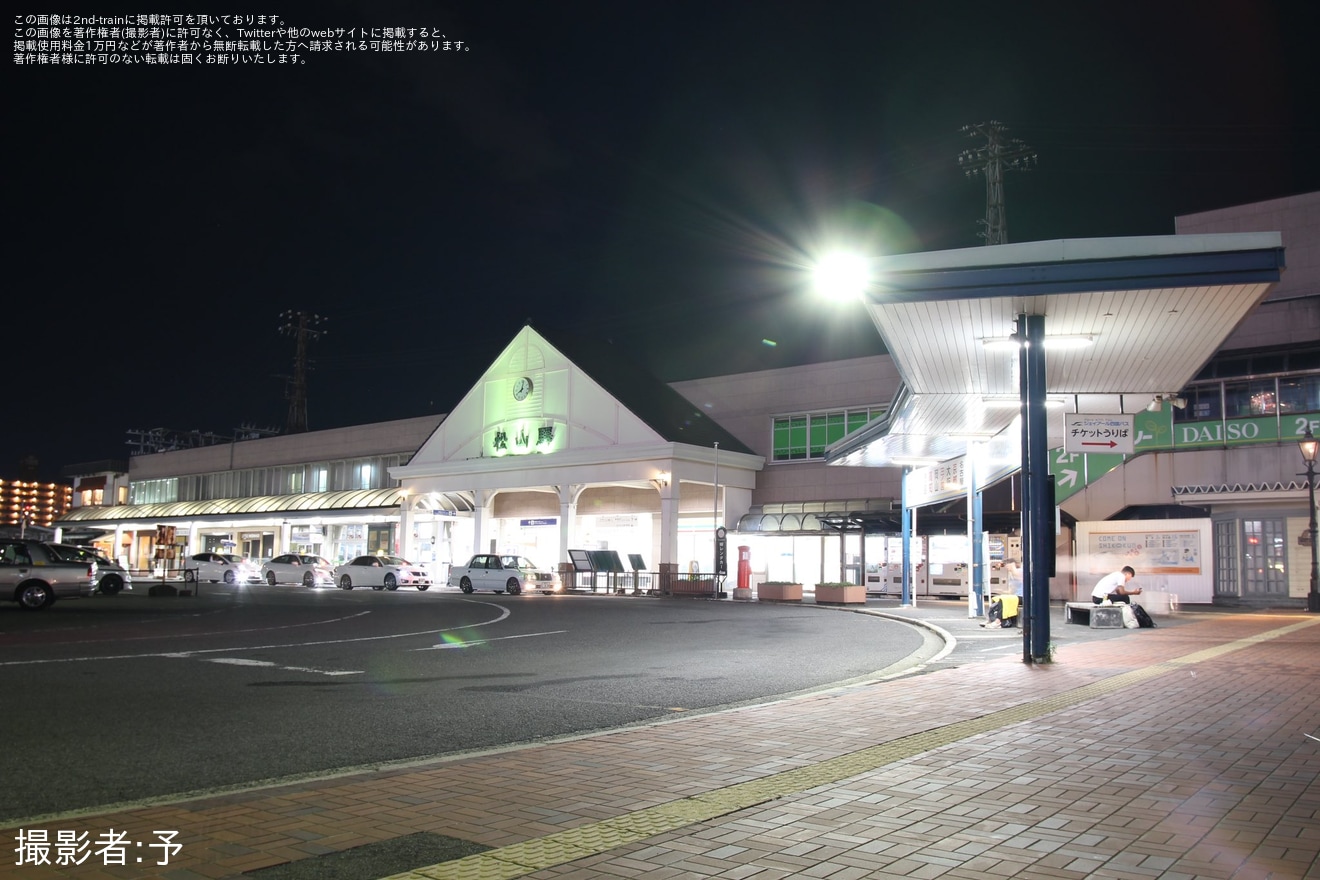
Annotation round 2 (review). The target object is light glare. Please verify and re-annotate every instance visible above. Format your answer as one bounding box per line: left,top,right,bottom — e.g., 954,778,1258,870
814,252,870,302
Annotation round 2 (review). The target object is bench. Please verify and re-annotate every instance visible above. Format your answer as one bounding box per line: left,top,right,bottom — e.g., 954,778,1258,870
1065,601,1125,628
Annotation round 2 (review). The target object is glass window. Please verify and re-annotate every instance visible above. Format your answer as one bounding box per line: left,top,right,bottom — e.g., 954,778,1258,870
1278,374,1320,415
772,408,883,462
1175,385,1222,423
1223,378,1277,418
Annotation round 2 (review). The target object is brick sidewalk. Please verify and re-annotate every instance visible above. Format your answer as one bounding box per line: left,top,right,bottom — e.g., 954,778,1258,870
4,611,1318,880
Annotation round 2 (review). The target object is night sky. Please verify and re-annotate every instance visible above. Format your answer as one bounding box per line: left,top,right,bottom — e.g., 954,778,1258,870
11,1,1319,482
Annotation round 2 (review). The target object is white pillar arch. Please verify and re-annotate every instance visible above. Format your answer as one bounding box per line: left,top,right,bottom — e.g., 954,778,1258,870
556,483,582,564
658,480,679,568
471,489,494,556
397,495,409,560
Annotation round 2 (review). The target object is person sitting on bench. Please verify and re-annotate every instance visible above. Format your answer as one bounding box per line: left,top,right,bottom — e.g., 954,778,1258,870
1091,565,1140,604
982,557,1023,628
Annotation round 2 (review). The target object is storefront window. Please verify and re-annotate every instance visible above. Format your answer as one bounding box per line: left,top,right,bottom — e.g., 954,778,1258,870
1223,378,1277,418
1174,385,1222,423
1278,374,1320,415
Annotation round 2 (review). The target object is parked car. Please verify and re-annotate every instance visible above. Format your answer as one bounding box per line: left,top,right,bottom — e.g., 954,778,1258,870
333,555,432,591
45,544,133,595
448,554,562,595
186,551,260,585
1,539,100,609
260,553,335,587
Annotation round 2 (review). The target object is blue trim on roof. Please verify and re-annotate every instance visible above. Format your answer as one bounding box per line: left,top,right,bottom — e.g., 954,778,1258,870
869,248,1285,303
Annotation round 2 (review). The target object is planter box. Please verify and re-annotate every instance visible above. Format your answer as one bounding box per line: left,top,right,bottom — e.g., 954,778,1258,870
815,584,867,605
757,583,803,602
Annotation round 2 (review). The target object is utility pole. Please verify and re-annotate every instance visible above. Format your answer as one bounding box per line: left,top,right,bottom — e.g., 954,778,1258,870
958,121,1036,245
277,311,327,434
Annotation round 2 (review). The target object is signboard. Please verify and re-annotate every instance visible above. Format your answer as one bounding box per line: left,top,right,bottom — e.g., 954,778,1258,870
627,553,647,571
588,549,626,573
905,457,968,507
520,518,558,527
1085,527,1203,575
568,549,594,572
1065,413,1134,455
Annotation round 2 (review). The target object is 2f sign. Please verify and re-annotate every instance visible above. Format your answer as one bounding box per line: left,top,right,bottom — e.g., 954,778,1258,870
1065,413,1135,455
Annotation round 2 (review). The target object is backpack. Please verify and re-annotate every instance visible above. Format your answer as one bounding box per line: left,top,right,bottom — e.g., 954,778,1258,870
1131,603,1156,628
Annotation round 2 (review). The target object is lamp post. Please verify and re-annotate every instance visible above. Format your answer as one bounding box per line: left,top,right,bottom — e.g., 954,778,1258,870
1300,429,1320,613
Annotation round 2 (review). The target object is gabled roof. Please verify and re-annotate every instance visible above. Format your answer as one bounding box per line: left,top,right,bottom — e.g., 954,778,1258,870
524,323,755,455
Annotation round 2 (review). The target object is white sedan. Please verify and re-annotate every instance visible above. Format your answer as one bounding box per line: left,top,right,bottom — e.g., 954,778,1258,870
333,555,432,591
261,554,335,587
448,554,562,595
186,552,259,585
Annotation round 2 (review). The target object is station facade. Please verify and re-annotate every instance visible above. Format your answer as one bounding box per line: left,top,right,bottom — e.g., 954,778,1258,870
57,192,1318,606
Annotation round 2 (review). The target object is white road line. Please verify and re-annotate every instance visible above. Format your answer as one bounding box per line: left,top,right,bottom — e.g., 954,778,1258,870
419,630,567,650
202,657,364,676
0,599,513,667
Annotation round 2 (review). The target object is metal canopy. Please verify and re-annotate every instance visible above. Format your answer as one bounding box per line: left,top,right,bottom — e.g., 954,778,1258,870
56,488,476,525
826,233,1284,468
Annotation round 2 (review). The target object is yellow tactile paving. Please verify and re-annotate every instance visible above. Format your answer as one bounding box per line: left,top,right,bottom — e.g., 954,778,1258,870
380,616,1320,880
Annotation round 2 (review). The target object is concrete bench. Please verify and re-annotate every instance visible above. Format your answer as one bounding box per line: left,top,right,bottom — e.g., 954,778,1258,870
1065,601,1125,629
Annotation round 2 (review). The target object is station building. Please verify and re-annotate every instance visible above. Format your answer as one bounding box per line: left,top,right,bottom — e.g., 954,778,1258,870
56,192,1318,607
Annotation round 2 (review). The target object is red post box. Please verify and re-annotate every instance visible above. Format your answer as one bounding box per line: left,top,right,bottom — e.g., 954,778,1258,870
737,545,751,590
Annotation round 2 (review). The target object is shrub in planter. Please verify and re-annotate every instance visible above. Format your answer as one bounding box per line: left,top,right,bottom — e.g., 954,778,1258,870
814,582,866,605
757,581,803,602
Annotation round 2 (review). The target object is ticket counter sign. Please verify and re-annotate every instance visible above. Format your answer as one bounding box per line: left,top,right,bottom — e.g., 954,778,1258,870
1064,413,1134,455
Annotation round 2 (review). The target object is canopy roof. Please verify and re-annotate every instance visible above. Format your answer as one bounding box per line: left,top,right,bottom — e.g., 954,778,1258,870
827,233,1285,468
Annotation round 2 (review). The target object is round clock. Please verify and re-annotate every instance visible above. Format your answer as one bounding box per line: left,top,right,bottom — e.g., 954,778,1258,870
512,376,533,401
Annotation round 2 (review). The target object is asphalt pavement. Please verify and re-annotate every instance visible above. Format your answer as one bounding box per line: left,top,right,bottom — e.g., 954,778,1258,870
4,593,1316,880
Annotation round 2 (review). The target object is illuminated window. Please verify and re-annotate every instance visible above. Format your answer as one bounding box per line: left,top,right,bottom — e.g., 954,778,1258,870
772,408,885,462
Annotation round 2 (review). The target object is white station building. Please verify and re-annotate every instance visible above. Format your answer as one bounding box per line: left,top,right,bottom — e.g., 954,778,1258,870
58,192,1319,608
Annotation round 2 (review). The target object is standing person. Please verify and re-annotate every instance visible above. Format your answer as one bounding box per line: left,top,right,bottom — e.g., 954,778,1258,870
1092,565,1139,604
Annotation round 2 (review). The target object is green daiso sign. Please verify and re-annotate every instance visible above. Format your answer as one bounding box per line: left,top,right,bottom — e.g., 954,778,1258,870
1051,410,1320,503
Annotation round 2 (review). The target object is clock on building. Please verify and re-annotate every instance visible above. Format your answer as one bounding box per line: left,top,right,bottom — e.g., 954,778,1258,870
512,376,533,401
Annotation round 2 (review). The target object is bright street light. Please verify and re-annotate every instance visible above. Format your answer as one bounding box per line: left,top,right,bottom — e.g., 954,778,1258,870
812,252,871,303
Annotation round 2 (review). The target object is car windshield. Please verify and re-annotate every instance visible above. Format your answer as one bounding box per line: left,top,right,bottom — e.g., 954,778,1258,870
499,556,538,570
222,555,247,565
378,556,409,566
49,545,111,565
298,556,329,566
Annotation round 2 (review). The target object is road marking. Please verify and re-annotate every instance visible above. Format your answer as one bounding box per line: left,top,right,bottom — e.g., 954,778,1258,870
0,600,512,667
419,630,567,650
202,657,363,676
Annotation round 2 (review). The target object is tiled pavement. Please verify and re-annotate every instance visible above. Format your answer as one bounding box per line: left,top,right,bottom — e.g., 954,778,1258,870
5,606,1319,880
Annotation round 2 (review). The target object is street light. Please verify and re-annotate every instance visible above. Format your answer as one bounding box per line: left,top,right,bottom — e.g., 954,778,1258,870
1299,429,1320,612
812,252,871,303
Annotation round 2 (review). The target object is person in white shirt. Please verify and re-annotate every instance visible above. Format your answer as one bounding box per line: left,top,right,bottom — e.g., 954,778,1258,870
1091,566,1139,604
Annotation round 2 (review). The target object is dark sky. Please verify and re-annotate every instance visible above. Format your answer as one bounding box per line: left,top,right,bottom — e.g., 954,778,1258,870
10,1,1319,481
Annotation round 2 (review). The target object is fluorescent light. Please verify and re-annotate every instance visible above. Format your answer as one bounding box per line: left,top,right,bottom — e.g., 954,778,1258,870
979,334,1095,351
1043,334,1095,350
981,395,1067,408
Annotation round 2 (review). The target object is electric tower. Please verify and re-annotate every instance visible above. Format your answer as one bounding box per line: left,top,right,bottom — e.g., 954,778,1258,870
277,310,327,434
958,121,1036,245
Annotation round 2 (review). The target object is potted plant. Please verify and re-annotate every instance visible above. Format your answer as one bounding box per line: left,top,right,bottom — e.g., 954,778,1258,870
756,581,803,602
814,582,866,605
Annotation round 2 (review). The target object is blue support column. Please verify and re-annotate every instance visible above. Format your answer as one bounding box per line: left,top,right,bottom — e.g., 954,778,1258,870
970,445,984,617
1019,314,1052,662
901,466,912,606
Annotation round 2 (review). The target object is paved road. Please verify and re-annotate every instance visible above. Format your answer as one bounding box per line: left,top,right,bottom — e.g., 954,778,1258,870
0,586,927,824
